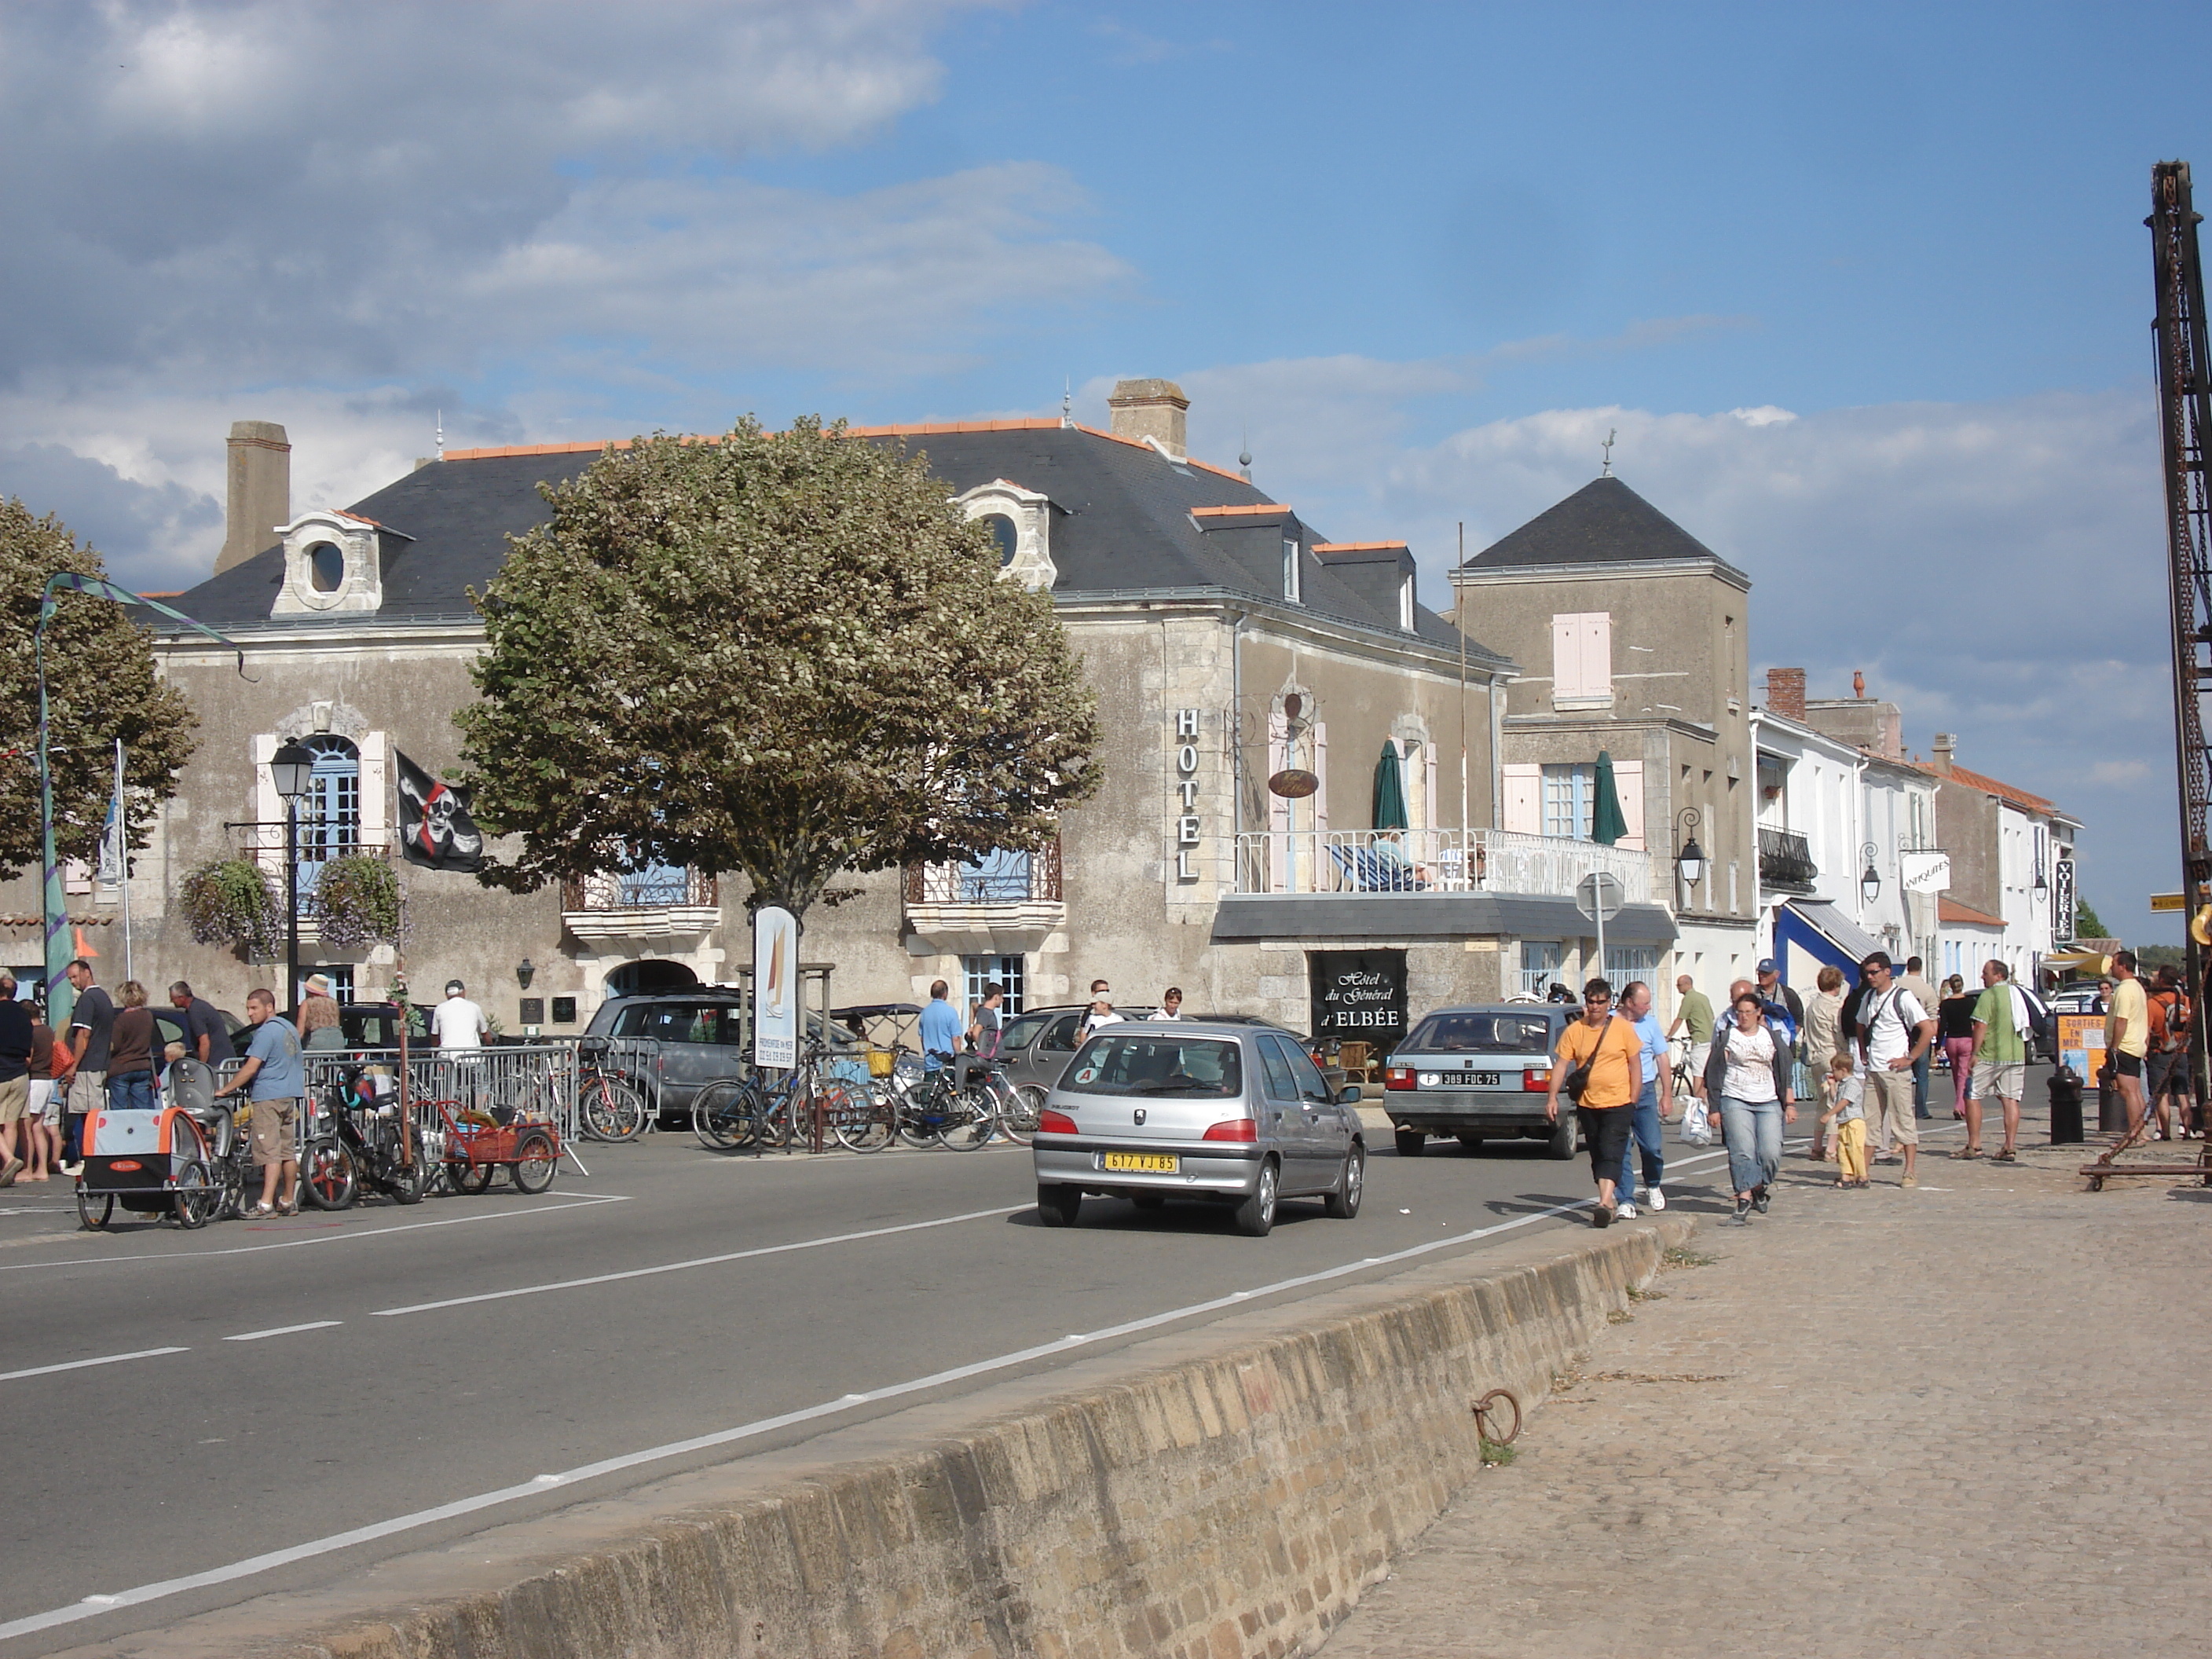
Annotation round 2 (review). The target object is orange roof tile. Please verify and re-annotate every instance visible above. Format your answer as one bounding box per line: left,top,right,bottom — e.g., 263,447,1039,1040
1312,540,1408,553
1939,897,2005,928
1191,503,1295,518
1913,760,2056,815
840,417,1064,438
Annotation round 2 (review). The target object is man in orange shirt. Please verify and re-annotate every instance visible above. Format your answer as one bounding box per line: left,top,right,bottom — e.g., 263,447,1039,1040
1544,977,1644,1227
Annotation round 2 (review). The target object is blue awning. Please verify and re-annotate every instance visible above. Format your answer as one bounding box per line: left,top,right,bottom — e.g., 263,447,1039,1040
1774,899,1885,990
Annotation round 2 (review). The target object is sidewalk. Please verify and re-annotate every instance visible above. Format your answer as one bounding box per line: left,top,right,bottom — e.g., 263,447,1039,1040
1320,1119,2212,1657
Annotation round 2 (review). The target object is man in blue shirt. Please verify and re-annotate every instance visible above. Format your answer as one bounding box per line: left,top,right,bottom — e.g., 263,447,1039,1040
215,988,305,1216
917,979,964,1075
1615,980,1672,1219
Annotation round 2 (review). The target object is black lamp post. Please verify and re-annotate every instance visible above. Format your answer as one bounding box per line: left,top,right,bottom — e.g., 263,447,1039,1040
271,739,314,1013
1859,841,1881,907
1673,807,1705,895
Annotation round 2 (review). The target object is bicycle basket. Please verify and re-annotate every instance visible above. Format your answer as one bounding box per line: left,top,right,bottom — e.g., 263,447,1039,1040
866,1047,898,1079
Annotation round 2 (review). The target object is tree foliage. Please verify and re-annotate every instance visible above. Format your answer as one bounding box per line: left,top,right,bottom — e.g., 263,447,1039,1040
0,498,198,878
2075,897,2109,941
457,417,1100,920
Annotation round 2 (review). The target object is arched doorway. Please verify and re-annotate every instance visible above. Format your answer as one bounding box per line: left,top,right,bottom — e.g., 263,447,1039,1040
604,959,701,1000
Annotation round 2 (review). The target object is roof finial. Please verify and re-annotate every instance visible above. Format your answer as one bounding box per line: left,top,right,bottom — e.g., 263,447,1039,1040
1060,378,1073,429
1600,428,1616,476
1239,424,1252,484
436,409,445,460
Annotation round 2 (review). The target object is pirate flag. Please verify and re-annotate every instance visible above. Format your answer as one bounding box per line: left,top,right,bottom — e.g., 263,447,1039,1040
395,751,485,872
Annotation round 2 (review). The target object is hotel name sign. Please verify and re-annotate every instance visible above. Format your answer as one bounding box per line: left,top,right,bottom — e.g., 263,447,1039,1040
1174,707,1200,883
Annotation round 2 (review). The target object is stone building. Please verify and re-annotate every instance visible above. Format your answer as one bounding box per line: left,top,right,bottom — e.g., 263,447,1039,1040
31,383,1679,1049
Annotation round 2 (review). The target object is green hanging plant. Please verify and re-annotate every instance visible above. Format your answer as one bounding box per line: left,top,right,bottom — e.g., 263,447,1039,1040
180,859,281,955
312,854,401,950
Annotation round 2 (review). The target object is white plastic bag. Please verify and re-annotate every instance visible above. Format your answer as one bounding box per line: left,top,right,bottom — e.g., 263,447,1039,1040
1679,1097,1713,1146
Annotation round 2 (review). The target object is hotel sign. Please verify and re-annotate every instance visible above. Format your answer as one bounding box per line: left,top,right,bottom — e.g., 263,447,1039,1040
1173,707,1200,882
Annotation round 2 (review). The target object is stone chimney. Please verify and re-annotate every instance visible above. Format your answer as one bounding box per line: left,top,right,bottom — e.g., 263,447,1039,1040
1764,667,1806,720
218,420,291,575
1932,732,1956,774
1107,378,1188,458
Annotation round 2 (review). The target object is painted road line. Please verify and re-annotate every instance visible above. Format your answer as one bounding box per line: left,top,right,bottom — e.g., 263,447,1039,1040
224,1321,342,1342
0,1192,632,1274
0,1346,188,1385
370,1203,1029,1317
0,1166,1690,1643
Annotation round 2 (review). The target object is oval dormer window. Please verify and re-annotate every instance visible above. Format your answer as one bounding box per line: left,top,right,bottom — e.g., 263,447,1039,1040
983,513,1019,568
308,542,344,593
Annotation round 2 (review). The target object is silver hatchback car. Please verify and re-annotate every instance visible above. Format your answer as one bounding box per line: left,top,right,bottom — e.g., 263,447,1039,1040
1031,1020,1366,1236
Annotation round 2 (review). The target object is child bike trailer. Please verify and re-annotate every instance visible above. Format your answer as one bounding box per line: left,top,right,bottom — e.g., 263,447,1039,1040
78,1103,221,1230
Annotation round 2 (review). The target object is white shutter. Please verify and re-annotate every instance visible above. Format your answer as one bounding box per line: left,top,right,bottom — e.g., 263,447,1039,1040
1267,712,1290,835
251,733,280,879
1501,763,1541,835
1581,613,1612,701
1613,760,1645,851
1551,615,1584,701
359,730,389,845
1551,613,1613,705
1313,721,1328,836
1426,746,1440,830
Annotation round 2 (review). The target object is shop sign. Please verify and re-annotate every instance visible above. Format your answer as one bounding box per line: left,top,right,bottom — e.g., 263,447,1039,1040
1309,950,1408,1046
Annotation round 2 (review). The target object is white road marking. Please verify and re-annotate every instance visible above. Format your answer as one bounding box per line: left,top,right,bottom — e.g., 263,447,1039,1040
0,1153,1745,1642
0,1346,188,1385
0,1193,631,1274
224,1321,342,1342
2,1141,1833,1642
369,1204,1027,1317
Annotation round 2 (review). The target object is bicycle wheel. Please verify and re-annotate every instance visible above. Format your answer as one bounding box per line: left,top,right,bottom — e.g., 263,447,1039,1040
751,1082,796,1150
830,1082,896,1152
693,1079,757,1151
896,1077,948,1148
580,1076,647,1142
938,1089,997,1152
994,1079,1041,1146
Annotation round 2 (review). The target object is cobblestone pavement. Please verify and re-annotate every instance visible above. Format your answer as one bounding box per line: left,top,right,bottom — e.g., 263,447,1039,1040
1320,1118,2212,1657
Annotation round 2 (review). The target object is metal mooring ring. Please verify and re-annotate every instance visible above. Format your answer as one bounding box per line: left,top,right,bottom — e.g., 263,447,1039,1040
1472,1387,1522,1445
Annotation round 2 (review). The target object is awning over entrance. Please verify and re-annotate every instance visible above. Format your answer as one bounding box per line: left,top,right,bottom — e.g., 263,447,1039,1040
1774,899,1884,989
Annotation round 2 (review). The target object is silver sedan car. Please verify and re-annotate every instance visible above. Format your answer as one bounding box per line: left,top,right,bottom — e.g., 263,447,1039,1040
1031,1020,1366,1236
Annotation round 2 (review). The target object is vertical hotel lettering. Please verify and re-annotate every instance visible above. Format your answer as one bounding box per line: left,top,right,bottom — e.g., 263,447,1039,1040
1174,707,1200,882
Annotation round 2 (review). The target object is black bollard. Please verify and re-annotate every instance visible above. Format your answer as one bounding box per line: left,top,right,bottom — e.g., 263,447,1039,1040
2047,1068,2083,1144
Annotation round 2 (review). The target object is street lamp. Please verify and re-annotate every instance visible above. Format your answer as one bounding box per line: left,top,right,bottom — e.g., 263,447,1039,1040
271,739,313,1012
1859,841,1881,907
2033,866,2049,899
1673,807,1705,892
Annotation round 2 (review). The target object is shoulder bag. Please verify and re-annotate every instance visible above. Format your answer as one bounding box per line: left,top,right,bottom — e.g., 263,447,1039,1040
1562,1015,1617,1105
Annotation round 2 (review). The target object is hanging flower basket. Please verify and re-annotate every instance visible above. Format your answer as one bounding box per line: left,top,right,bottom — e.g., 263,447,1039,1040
180,859,281,956
312,854,402,950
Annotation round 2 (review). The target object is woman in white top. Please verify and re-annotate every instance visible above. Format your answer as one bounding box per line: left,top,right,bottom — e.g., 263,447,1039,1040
1697,990,1795,1225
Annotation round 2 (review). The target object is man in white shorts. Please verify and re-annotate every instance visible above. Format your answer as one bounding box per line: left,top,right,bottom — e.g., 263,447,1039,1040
1964,958,2028,1162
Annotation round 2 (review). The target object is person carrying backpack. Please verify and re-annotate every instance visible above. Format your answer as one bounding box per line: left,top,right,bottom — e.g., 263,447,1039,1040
2146,965,2196,1141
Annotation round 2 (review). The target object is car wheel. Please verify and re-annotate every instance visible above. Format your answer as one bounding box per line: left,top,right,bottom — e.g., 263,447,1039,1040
1394,1127,1424,1158
1035,1183,1082,1228
1232,1159,1279,1237
1324,1145,1364,1218
1547,1113,1579,1160
1456,1133,1484,1153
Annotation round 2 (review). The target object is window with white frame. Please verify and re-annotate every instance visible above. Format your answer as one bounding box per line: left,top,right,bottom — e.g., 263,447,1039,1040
962,954,1024,1015
1605,947,1657,987
1519,941,1562,998
1541,764,1593,841
1282,535,1301,602
1550,613,1613,707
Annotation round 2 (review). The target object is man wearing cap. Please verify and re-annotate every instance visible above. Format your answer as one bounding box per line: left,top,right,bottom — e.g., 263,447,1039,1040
1755,958,1804,1039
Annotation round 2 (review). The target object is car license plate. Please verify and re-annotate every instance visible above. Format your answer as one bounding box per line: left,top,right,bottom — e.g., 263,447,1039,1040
1425,1071,1500,1087
1103,1152,1179,1174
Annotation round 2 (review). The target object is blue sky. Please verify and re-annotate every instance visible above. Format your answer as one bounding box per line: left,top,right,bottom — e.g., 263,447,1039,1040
0,1,2201,937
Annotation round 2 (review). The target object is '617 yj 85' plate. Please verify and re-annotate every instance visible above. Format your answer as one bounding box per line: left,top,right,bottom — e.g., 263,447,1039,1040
1101,1152,1179,1174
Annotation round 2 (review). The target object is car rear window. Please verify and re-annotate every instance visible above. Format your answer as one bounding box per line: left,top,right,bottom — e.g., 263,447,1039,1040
1062,1035,1243,1097
1402,1011,1554,1055
999,1012,1052,1051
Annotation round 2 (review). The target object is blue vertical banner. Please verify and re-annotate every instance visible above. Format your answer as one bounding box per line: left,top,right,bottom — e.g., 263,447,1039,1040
753,905,798,1069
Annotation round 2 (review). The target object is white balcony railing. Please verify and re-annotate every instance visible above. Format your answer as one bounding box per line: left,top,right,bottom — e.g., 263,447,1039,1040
1232,828,1650,904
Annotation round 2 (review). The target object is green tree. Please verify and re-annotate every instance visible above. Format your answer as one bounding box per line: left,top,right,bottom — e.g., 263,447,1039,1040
2075,897,2110,940
457,417,1100,921
0,498,197,878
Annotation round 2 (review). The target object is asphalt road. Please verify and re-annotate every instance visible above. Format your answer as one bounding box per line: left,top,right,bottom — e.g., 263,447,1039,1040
0,1118,1755,1652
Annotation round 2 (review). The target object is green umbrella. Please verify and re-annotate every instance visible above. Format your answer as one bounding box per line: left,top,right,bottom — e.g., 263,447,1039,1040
1372,742,1408,830
1590,749,1627,845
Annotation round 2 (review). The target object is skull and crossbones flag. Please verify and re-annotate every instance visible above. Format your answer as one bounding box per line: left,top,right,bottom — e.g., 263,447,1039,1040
395,751,485,872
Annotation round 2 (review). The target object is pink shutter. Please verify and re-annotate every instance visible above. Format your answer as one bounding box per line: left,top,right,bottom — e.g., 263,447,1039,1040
1267,712,1290,891
1613,760,1645,851
1582,613,1612,701
1551,616,1583,701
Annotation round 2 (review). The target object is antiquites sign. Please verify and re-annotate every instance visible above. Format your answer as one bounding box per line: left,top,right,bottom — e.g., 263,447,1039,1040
1308,950,1408,1047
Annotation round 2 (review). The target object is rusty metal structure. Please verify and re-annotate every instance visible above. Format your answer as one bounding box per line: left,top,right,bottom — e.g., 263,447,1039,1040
2093,162,2212,1185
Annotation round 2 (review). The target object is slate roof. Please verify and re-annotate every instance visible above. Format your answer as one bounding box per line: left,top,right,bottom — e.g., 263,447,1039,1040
1459,475,1747,584
163,419,1501,665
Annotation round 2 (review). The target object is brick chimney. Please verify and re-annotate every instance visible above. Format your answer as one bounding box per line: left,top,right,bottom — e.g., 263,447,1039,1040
218,420,290,575
1764,667,1806,720
1107,378,1188,458
1932,732,1956,774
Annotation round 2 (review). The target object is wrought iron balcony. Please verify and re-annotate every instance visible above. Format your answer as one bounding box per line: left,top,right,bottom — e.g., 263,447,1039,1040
903,840,1065,950
1231,827,1651,903
560,867,720,945
1757,827,1818,894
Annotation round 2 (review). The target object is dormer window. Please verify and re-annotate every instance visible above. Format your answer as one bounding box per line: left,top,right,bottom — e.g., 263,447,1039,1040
983,514,1019,568
271,509,411,617
1398,573,1415,632
954,481,1057,590
1283,535,1301,603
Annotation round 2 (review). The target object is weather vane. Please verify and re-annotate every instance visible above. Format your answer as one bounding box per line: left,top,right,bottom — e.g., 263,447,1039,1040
1601,429,1617,476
